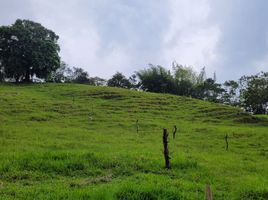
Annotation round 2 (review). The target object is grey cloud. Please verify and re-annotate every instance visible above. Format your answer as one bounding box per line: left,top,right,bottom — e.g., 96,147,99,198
208,0,268,80
0,0,268,81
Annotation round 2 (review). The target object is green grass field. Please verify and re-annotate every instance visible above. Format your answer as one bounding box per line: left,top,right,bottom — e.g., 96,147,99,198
0,83,268,199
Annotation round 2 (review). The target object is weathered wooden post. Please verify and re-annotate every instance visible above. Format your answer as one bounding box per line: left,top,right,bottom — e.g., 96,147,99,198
136,119,139,133
225,134,229,151
206,185,213,200
173,125,177,139
163,128,171,169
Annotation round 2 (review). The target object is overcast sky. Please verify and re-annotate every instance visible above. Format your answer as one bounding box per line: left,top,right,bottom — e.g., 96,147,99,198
1,0,268,82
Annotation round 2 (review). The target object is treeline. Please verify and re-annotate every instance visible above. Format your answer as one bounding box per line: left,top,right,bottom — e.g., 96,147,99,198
36,61,267,114
0,19,267,114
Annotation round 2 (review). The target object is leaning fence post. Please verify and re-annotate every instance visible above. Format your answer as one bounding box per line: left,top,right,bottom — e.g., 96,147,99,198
136,119,139,133
225,134,229,151
206,185,213,200
173,125,177,139
163,128,171,169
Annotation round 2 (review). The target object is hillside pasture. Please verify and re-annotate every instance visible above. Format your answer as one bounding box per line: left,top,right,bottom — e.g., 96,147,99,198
0,83,268,199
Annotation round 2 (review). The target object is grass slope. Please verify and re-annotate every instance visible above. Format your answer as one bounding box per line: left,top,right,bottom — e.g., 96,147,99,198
0,83,268,200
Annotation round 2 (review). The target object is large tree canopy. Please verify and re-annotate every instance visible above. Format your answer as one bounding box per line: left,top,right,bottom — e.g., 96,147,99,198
0,19,60,82
137,65,175,94
239,72,268,114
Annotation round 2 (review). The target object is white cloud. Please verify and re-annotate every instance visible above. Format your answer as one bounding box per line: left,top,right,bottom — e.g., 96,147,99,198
24,0,168,78
253,55,268,72
28,1,102,75
163,0,222,76
1,0,268,81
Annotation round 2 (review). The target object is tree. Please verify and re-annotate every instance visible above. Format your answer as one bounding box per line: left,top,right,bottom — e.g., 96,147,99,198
128,74,140,89
88,76,107,86
197,67,207,84
107,72,131,88
194,78,224,102
239,72,268,114
0,66,4,82
137,65,175,93
222,80,239,105
47,61,69,83
72,67,90,84
172,62,198,96
0,19,60,82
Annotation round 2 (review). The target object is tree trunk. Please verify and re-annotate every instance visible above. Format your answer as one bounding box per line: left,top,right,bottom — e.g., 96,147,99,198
24,69,31,82
15,75,19,83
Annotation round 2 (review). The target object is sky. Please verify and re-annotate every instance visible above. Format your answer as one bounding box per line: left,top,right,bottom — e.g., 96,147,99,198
1,0,268,82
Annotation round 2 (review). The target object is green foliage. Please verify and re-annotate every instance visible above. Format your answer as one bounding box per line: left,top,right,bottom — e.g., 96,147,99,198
239,72,268,114
48,64,107,86
107,72,131,88
172,63,197,96
0,19,60,82
137,63,268,108
0,84,267,199
46,62,68,83
222,80,239,105
137,64,225,103
137,65,175,93
72,67,90,84
47,62,70,83
194,78,225,102
88,76,107,86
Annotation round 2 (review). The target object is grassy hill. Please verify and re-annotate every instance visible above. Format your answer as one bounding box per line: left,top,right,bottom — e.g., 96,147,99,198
0,83,267,200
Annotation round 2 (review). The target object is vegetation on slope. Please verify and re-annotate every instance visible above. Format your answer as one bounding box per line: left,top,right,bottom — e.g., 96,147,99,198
0,83,267,199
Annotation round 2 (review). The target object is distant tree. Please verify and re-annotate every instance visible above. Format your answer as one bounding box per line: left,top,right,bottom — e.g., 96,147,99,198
0,19,60,82
137,63,225,102
213,72,217,82
239,72,268,114
47,61,68,83
0,66,5,82
72,67,90,84
137,65,175,93
172,62,197,96
128,74,140,89
194,78,224,102
172,62,198,84
197,67,207,84
222,80,239,105
107,72,131,88
63,66,75,83
88,76,107,86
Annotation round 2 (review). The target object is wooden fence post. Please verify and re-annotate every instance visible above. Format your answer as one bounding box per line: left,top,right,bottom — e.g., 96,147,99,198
206,185,213,200
163,129,171,169
136,120,139,133
173,125,177,139
225,134,229,151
